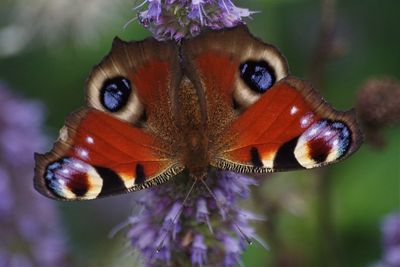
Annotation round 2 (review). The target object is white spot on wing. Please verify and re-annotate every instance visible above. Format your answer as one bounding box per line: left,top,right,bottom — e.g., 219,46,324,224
300,113,313,128
290,106,299,115
86,136,94,144
80,150,88,159
59,126,68,142
75,147,89,160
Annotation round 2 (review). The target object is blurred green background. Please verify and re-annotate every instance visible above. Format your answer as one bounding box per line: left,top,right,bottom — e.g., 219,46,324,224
0,0,398,266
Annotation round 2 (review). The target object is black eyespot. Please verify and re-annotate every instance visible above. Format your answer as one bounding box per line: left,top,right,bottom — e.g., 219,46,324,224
239,60,276,93
100,77,132,112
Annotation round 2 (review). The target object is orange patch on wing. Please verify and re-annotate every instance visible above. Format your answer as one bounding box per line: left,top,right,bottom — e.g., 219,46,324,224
220,82,321,166
65,110,171,182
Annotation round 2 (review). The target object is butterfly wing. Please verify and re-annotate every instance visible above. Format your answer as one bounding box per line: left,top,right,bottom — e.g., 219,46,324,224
213,77,362,172
35,38,184,200
34,109,183,200
181,26,362,173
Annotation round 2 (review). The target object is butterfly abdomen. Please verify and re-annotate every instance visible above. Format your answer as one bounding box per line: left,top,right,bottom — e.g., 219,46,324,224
181,129,210,176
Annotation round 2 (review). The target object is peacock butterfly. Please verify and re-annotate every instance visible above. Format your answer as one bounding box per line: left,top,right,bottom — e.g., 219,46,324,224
34,26,363,200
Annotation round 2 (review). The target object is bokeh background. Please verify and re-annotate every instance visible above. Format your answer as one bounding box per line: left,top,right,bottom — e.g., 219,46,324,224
0,0,398,266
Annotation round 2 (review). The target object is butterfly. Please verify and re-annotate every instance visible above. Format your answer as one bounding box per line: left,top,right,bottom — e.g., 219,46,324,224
34,26,363,201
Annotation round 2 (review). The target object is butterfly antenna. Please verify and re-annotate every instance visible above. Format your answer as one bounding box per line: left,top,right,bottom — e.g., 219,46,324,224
132,0,148,11
198,178,253,245
123,17,139,30
109,203,145,239
152,178,198,258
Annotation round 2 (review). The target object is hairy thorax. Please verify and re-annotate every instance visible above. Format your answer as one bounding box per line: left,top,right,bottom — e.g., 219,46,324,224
175,77,210,176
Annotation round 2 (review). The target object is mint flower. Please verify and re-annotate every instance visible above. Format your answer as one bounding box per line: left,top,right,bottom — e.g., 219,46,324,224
133,0,255,40
191,234,207,266
127,171,265,266
373,213,400,267
0,82,71,266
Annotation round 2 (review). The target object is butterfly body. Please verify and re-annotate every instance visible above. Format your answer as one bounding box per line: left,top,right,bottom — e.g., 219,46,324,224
171,77,210,177
34,26,362,201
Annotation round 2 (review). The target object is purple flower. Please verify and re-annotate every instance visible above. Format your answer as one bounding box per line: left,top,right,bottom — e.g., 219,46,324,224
132,0,256,40
127,171,264,266
373,212,400,267
219,171,258,199
0,168,13,215
196,198,213,233
191,234,207,267
222,235,241,267
161,201,183,240
0,82,71,267
382,213,400,250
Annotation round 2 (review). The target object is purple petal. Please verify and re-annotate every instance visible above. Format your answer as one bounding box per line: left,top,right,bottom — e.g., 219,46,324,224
191,234,207,267
162,201,182,239
222,235,242,267
382,213,400,250
196,198,213,233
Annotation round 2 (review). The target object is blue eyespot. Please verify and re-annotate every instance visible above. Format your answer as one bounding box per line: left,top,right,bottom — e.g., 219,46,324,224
239,60,276,93
331,121,351,156
100,77,132,112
